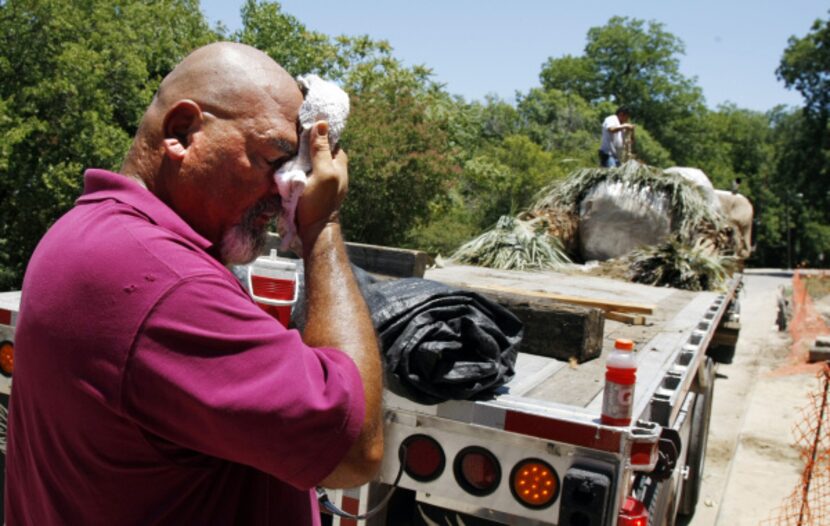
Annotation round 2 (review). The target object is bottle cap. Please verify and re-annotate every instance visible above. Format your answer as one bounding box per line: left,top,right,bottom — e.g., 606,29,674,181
614,338,635,351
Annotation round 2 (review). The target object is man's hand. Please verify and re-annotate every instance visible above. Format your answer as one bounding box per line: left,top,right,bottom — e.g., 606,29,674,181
296,120,348,250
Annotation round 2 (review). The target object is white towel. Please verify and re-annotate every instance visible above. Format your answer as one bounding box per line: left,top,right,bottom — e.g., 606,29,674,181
274,74,350,252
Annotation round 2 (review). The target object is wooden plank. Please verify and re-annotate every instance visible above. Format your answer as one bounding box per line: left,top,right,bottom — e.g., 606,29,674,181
424,265,676,311
605,311,647,325
454,282,655,315
461,287,605,363
345,242,433,278
263,234,432,278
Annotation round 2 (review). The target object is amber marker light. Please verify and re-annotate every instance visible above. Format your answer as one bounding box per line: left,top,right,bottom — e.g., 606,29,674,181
510,459,559,509
0,341,13,376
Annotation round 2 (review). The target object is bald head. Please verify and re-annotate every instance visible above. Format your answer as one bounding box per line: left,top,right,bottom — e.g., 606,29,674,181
128,42,298,151
153,42,297,121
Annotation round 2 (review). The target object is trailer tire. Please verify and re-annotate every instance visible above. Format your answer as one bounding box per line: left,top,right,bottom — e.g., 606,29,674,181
678,357,715,517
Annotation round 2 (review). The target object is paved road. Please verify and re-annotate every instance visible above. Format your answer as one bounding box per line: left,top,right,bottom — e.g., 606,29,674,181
684,270,821,525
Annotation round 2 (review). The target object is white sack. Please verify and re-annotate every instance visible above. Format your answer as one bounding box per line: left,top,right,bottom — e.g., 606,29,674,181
579,180,672,261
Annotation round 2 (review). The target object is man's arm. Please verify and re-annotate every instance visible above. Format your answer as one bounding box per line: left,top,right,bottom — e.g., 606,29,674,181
297,121,384,489
607,123,634,133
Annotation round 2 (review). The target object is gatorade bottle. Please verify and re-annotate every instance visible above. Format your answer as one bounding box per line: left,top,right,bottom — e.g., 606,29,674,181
601,338,637,426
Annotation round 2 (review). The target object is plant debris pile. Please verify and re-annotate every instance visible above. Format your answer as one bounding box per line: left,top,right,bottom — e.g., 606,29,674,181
450,161,740,291
530,161,725,243
451,215,571,271
626,236,736,291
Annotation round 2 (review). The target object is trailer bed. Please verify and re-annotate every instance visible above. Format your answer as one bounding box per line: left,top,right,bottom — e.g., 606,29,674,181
421,264,726,416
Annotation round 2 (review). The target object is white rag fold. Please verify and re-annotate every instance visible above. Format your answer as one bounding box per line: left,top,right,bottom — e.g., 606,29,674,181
274,74,350,252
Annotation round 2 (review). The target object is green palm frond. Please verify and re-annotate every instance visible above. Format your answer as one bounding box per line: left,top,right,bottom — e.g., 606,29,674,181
450,216,572,271
626,236,736,291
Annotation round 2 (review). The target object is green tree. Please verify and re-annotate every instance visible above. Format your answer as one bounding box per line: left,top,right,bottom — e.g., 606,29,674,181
539,16,705,161
234,0,339,77
778,11,830,117
768,12,830,267
336,52,458,247
538,55,600,103
516,88,598,162
0,0,218,289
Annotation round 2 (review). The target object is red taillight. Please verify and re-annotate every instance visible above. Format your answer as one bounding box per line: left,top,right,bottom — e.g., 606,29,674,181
619,497,649,526
510,459,559,509
454,446,501,496
401,434,445,482
0,341,13,376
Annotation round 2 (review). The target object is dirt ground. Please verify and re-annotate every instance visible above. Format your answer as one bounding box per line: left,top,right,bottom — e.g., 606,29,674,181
684,270,829,525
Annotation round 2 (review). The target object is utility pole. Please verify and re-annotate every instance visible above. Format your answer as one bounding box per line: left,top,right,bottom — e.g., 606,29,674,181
786,194,792,270
786,192,803,270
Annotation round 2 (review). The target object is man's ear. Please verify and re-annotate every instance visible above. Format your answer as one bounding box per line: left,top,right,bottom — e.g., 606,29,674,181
162,100,203,161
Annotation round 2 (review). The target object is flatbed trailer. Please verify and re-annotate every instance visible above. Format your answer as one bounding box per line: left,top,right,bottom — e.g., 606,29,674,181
0,260,741,525
326,264,742,526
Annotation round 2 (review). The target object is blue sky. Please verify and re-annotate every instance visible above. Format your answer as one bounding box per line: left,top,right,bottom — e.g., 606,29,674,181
201,0,827,112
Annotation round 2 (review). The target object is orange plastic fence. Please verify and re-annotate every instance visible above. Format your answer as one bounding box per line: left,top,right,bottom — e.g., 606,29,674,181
764,366,830,525
789,271,830,363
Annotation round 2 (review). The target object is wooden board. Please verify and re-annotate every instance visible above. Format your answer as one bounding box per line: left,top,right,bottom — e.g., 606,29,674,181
263,234,432,278
345,242,433,278
424,264,668,314
456,287,606,363
456,283,654,315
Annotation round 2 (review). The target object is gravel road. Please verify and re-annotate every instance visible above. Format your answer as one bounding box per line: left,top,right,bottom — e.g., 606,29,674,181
683,270,823,525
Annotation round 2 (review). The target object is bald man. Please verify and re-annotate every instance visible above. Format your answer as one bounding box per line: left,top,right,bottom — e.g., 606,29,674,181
6,43,383,525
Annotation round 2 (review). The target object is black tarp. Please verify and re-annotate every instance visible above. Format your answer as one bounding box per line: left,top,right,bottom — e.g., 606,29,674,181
287,265,523,404
362,277,522,404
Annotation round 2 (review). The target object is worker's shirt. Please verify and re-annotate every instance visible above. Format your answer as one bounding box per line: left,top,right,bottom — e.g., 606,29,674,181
6,169,365,525
600,114,624,157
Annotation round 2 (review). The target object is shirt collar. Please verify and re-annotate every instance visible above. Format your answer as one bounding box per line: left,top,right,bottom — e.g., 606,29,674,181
77,169,214,252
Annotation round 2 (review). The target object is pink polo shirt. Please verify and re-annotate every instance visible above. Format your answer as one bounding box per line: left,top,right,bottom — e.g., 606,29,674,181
6,169,365,525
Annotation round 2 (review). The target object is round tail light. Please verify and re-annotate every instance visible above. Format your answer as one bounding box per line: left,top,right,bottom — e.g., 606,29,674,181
453,446,501,496
0,341,13,376
510,459,559,509
401,434,445,482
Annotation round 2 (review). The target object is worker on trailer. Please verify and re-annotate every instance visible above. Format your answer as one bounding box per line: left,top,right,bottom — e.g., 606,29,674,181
6,42,383,525
598,106,635,168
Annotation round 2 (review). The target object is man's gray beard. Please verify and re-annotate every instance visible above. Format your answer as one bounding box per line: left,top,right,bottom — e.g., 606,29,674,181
220,197,281,265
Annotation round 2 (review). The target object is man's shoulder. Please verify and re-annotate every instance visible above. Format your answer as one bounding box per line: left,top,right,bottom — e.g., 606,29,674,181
27,198,231,306
603,114,620,128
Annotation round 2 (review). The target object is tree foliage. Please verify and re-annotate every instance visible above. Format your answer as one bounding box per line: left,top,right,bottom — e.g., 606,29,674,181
0,0,218,289
338,68,456,247
234,0,338,77
539,16,705,158
770,11,830,266
778,11,830,118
